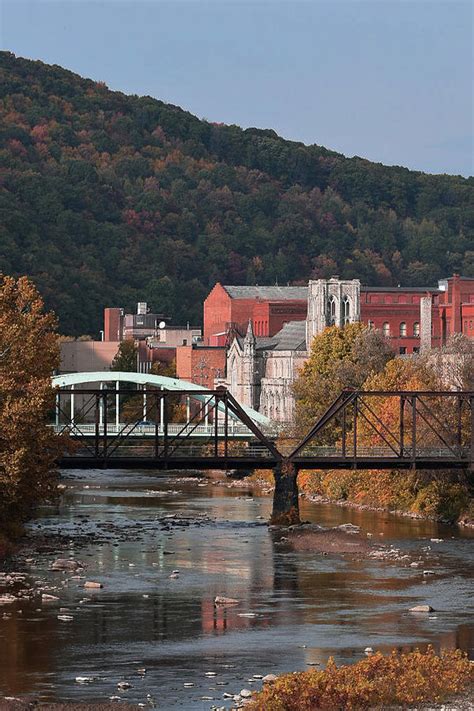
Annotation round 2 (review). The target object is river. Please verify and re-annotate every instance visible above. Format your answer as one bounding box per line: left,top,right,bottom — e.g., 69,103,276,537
0,469,473,709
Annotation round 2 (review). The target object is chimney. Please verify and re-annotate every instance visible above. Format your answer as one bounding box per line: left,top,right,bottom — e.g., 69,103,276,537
451,274,462,334
420,295,432,352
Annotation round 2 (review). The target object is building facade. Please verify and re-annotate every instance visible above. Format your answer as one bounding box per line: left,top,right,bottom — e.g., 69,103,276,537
203,283,308,344
208,275,474,423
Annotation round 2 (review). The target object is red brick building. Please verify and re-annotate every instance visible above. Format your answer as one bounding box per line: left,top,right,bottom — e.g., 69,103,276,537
360,275,474,354
203,276,474,357
203,283,308,344
176,344,226,389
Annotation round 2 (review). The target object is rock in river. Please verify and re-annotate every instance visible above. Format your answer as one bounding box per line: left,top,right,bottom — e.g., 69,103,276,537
214,596,240,605
409,604,435,613
0,594,16,605
262,674,277,684
51,558,83,571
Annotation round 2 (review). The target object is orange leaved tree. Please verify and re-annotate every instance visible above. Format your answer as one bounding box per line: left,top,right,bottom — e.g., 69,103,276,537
0,275,63,530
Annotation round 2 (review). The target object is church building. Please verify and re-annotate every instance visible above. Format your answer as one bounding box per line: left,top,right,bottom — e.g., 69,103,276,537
205,275,474,423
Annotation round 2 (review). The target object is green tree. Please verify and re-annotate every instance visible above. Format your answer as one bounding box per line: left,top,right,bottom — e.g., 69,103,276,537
293,324,394,437
150,358,176,378
111,340,138,372
0,274,63,529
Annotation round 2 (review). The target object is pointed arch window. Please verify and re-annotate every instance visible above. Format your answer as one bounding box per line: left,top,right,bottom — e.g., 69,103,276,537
328,295,337,325
342,296,350,325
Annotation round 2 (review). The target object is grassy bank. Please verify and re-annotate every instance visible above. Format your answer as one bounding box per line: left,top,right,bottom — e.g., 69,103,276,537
248,469,473,525
248,647,473,710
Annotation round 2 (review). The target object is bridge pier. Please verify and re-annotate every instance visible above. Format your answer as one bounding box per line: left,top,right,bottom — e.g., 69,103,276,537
271,460,300,526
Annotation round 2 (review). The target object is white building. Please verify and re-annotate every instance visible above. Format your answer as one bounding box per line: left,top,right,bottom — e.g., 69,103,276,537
216,277,361,423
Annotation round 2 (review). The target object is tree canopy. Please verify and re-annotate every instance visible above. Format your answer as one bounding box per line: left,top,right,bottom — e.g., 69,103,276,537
0,274,62,527
110,339,138,372
293,323,395,435
1,52,473,336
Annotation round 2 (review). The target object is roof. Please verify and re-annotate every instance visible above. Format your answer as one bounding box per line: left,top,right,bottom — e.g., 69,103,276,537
235,334,276,350
362,286,440,293
271,320,307,351
52,372,270,426
240,320,307,352
223,285,308,300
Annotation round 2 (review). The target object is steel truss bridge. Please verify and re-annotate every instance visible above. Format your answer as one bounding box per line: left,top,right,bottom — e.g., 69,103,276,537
53,374,474,472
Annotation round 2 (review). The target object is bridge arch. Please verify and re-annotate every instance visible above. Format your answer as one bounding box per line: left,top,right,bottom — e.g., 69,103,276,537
52,371,270,426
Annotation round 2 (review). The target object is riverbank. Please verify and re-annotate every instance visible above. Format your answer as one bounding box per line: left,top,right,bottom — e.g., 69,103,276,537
0,702,140,710
212,469,474,528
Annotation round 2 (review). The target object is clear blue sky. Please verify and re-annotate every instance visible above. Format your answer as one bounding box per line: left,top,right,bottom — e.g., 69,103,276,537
1,0,472,176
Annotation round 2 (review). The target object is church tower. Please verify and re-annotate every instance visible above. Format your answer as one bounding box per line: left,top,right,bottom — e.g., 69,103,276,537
242,319,257,408
306,277,361,348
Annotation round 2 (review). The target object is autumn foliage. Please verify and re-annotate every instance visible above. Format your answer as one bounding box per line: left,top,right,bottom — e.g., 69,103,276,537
293,330,473,523
0,275,63,529
249,647,473,710
1,52,473,336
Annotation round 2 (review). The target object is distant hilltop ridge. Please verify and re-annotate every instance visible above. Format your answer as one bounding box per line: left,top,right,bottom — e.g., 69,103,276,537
0,51,472,335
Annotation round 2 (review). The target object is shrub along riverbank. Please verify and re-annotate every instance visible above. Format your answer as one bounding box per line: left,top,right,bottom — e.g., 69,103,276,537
247,468,474,526
248,647,473,710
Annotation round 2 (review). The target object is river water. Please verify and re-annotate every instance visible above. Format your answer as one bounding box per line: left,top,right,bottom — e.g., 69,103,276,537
0,469,473,709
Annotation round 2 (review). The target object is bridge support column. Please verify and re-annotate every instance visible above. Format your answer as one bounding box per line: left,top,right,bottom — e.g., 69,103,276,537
271,460,300,526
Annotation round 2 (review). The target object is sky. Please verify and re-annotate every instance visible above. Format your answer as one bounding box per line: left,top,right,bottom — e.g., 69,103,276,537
1,0,472,177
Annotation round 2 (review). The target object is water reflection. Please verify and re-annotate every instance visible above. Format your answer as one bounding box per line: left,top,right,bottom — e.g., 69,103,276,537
0,469,472,708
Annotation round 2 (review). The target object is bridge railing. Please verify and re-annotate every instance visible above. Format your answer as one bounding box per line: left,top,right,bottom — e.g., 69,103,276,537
290,390,474,469
50,422,254,438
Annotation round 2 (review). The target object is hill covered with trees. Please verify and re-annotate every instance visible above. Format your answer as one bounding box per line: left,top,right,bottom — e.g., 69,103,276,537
0,52,473,335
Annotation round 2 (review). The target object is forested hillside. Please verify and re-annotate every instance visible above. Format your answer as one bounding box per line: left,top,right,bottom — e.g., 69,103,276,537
1,52,473,335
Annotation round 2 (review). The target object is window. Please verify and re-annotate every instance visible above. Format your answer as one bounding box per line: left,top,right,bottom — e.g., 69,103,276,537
368,320,374,330
382,322,390,337
413,322,420,337
399,322,407,337
399,346,407,355
413,347,420,354
328,295,337,325
342,296,350,325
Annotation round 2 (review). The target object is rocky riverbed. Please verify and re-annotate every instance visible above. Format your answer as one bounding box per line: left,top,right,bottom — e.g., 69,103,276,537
0,469,473,709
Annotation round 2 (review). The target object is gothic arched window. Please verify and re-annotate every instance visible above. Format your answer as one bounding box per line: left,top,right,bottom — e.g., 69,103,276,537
342,296,350,325
230,356,237,392
328,295,337,325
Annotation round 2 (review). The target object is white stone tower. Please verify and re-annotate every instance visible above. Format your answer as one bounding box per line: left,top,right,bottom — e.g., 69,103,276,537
306,277,361,347
242,319,257,408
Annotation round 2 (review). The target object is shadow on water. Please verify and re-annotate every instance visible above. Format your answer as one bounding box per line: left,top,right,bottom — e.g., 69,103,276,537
0,468,472,708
